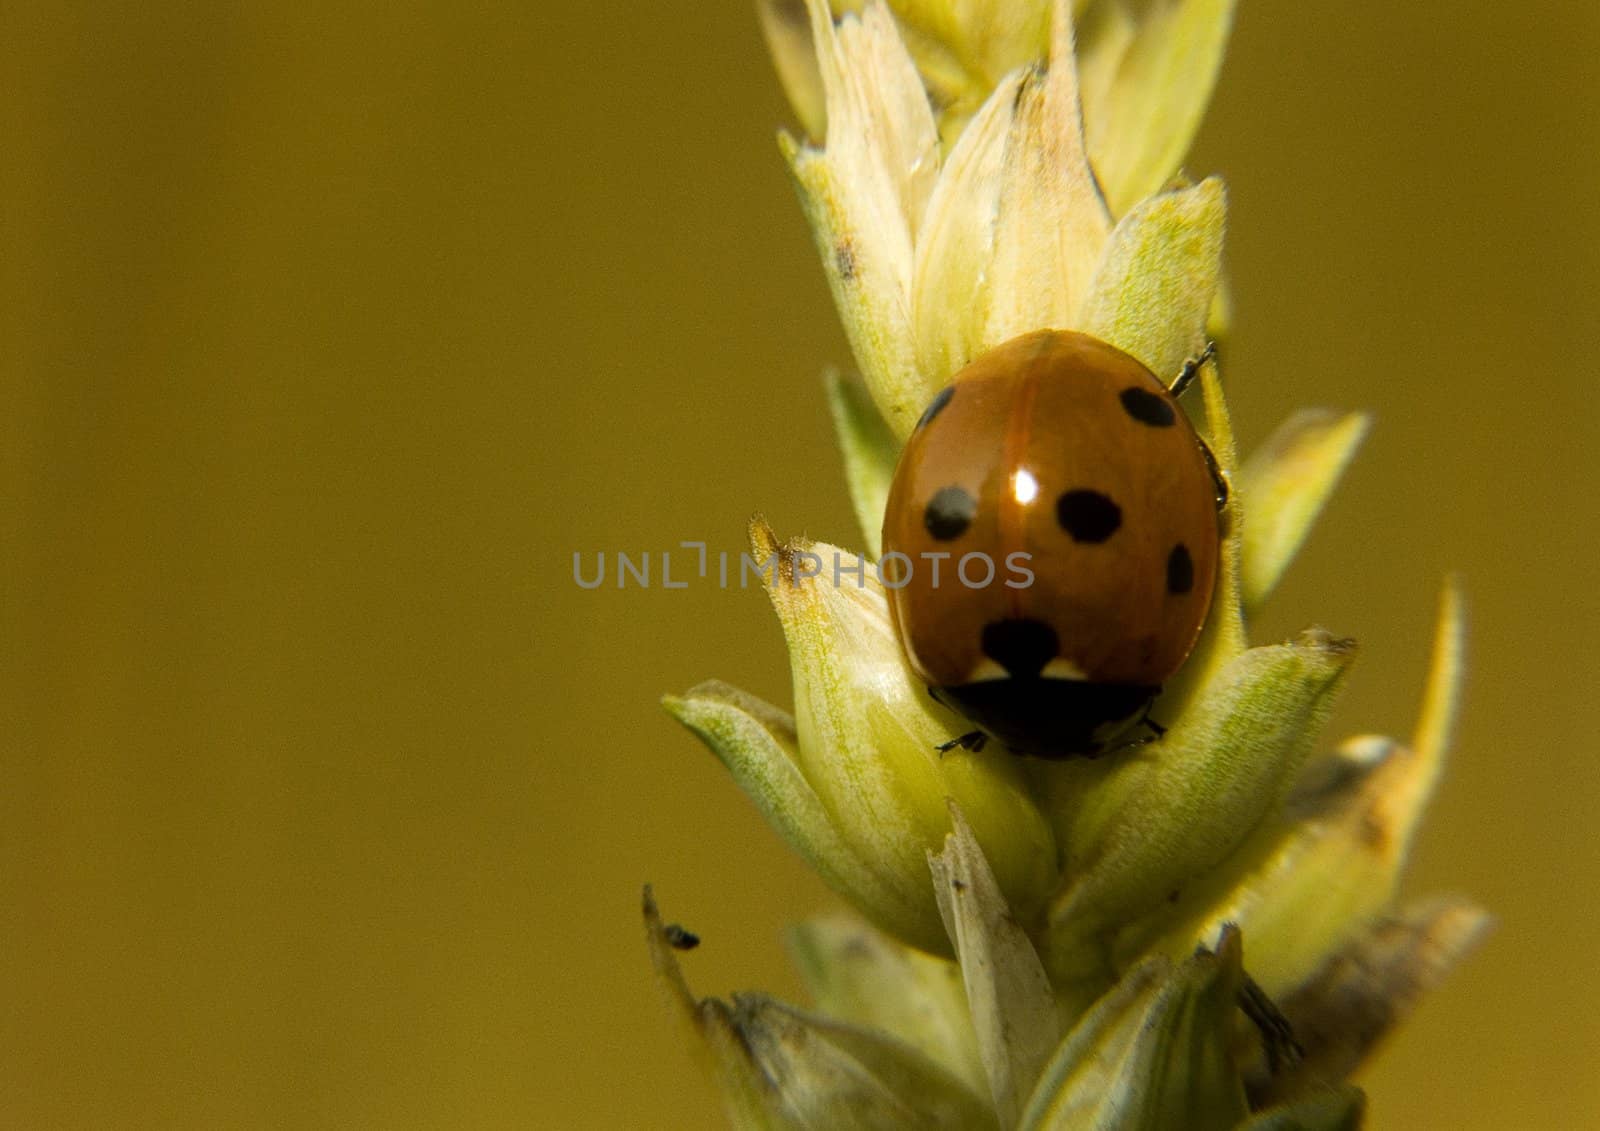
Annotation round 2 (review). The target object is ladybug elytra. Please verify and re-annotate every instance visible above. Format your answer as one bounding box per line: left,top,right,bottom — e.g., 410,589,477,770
881,329,1225,759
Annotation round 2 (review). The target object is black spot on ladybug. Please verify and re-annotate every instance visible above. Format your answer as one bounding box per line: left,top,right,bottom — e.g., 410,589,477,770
1167,543,1194,594
834,240,857,281
1056,490,1122,543
981,618,1060,678
924,486,976,541
1119,386,1177,427
916,384,955,430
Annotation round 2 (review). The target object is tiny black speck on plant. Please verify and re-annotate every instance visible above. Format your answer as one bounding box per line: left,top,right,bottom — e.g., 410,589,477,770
663,924,700,951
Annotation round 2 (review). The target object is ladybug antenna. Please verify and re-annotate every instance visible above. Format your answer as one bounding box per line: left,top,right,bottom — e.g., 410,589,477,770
1168,340,1218,399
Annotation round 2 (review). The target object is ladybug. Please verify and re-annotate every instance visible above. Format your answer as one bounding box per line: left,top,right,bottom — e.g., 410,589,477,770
881,329,1226,759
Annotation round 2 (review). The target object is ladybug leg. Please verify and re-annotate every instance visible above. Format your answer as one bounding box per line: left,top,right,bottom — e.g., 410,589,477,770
1129,703,1168,747
1198,437,1230,510
1167,342,1231,509
928,687,989,754
1105,701,1170,754
936,731,988,756
1168,339,1218,399
1109,720,1165,754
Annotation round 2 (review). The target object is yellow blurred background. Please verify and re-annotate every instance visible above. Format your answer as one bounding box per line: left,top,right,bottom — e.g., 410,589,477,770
2,2,1595,1127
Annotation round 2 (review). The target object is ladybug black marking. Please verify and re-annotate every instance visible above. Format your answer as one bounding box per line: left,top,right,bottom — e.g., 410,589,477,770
1167,543,1194,594
981,618,1059,678
924,485,976,541
917,384,955,430
1119,386,1177,427
1056,489,1122,543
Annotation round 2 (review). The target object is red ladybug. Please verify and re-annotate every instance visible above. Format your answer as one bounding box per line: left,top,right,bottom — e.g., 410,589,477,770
881,329,1226,758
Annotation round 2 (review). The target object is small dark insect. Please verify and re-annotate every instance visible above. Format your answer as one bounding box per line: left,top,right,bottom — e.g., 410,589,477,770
663,924,700,951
